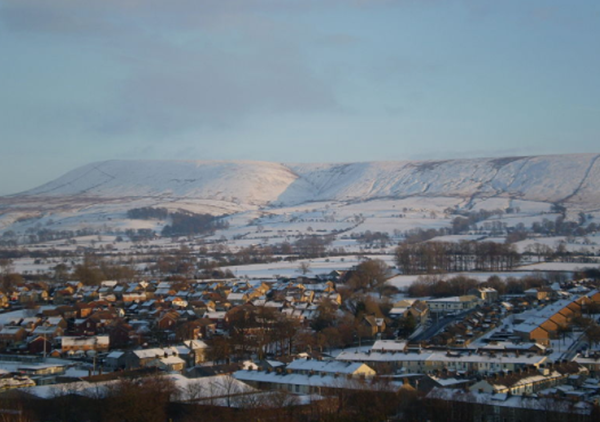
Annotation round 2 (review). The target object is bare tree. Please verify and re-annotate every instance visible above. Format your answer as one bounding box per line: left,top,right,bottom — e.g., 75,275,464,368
348,259,391,295
298,261,311,275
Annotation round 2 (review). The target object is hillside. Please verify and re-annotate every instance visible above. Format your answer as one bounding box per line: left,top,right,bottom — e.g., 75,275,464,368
13,154,600,207
2,153,600,236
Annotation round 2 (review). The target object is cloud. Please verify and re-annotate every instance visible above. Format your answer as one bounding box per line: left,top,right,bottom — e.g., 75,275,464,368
0,0,342,140
0,0,437,35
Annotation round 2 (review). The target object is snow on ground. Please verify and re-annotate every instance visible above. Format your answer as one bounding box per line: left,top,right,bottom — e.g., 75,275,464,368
344,217,450,237
428,235,485,242
515,236,600,252
469,198,511,212
223,255,396,279
516,262,600,271
11,257,68,275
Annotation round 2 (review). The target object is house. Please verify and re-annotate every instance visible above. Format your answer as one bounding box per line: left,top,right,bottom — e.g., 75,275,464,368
574,352,600,375
286,358,376,378
124,347,178,370
469,362,588,396
186,363,242,378
105,351,127,371
19,317,42,331
361,315,386,336
61,335,109,353
73,317,99,336
227,292,250,306
175,339,209,366
75,303,95,319
203,311,228,329
426,387,595,422
28,336,54,355
337,346,547,376
426,295,482,314
108,321,137,348
31,324,64,341
122,292,147,302
52,305,77,319
174,320,200,341
472,287,499,304
391,299,429,323
0,326,27,348
18,364,66,385
44,316,67,329
53,287,76,304
524,287,556,301
234,361,389,397
0,293,9,308
156,311,180,331
513,297,583,345
152,355,186,372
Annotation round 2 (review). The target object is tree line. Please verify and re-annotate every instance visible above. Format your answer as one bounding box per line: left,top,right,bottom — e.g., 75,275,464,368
395,240,521,274
162,212,229,237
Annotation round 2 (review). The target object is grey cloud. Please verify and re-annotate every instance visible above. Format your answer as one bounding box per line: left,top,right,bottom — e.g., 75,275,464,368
0,0,342,139
0,0,430,35
315,33,361,47
99,44,339,137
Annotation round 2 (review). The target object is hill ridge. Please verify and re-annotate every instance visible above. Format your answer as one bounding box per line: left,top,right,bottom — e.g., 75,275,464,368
9,153,600,209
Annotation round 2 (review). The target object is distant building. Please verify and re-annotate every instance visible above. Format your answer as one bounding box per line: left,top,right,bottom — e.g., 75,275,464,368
426,295,482,314
471,287,499,304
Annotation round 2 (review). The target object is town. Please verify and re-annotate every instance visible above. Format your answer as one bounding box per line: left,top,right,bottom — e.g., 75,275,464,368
0,246,599,421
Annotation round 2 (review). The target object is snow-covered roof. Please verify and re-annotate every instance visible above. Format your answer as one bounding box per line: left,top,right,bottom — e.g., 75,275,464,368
427,387,593,414
160,355,185,365
234,370,398,391
286,359,371,375
62,335,109,346
183,339,208,350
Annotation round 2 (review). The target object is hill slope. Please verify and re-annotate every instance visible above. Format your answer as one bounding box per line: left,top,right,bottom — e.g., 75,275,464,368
15,154,600,208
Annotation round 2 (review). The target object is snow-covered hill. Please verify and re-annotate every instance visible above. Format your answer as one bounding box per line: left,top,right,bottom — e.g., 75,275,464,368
13,154,600,208
2,153,600,242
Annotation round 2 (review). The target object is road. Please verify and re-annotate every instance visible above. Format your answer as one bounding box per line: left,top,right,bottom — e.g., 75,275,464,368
559,331,589,361
410,309,472,342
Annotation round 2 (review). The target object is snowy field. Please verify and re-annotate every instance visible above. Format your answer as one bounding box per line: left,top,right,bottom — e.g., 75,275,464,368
516,262,600,272
223,255,397,279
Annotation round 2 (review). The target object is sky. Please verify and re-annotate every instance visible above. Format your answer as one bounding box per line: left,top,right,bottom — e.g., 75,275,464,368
1,0,599,195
